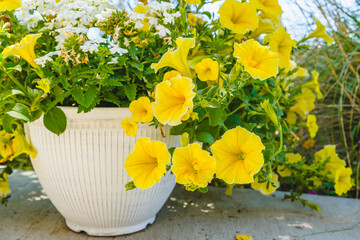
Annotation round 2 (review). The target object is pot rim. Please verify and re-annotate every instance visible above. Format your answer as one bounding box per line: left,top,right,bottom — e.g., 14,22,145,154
53,106,131,121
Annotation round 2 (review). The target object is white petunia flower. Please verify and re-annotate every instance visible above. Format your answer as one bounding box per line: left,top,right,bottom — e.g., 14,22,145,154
155,25,171,38
109,42,128,55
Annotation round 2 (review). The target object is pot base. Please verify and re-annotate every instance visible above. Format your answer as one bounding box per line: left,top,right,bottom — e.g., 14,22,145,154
65,216,156,236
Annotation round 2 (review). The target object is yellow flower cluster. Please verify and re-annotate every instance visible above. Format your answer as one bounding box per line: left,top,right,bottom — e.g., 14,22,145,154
125,126,266,190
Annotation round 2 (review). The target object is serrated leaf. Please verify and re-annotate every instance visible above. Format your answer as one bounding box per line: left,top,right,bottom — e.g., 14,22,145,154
123,84,137,101
43,107,67,135
6,103,31,121
196,131,214,144
84,85,97,108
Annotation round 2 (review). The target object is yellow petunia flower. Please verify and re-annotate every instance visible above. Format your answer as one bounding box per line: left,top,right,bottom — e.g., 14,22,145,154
251,18,276,39
0,0,21,11
286,111,297,125
187,13,197,26
334,167,352,196
0,130,37,163
129,96,154,123
284,60,309,79
236,235,253,240
0,173,11,197
124,137,171,189
211,126,265,184
121,117,138,137
234,39,279,80
303,138,315,150
290,88,316,119
184,0,201,4
195,58,219,82
180,132,190,147
277,153,302,177
303,70,323,99
151,37,195,78
306,114,318,138
314,145,345,180
218,0,259,34
259,11,281,27
250,0,282,15
36,78,50,94
264,27,296,68
153,75,196,126
251,173,280,195
2,33,42,69
306,18,334,46
180,108,192,121
132,3,150,14
163,70,180,81
172,143,216,188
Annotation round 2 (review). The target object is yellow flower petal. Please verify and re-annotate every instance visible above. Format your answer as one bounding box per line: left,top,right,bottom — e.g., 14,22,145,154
0,0,21,11
303,138,315,150
306,114,318,138
314,145,345,180
211,126,265,184
195,58,219,81
250,0,282,15
334,167,352,196
251,18,276,39
153,75,196,126
277,153,302,177
184,0,201,4
121,117,138,137
172,143,216,188
0,173,11,197
129,97,154,123
290,88,316,119
163,70,181,81
286,111,297,125
234,39,279,80
264,27,296,68
251,173,279,195
124,137,171,189
303,70,323,99
236,235,253,240
307,18,334,46
2,33,42,69
151,37,195,78
36,78,51,94
218,0,259,34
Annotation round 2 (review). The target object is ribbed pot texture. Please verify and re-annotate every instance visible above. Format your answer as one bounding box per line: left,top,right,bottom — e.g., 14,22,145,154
25,107,178,236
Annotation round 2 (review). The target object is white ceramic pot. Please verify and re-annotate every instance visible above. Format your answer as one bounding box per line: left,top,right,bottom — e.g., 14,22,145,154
25,107,178,236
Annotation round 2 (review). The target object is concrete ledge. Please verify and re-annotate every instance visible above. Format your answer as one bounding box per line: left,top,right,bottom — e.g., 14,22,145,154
1,171,359,240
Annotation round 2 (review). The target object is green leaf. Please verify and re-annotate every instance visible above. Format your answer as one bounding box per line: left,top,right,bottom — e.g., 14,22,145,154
125,181,136,191
0,89,24,100
84,86,97,108
196,132,214,144
6,103,31,121
129,61,144,71
244,123,256,132
43,107,67,135
2,114,14,133
198,187,208,193
170,122,188,135
208,107,224,126
123,84,137,101
72,86,98,107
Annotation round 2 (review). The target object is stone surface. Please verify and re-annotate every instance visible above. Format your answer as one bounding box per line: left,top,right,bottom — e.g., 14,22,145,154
1,170,359,240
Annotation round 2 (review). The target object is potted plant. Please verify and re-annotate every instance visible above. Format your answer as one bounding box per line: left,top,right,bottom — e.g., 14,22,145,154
0,0,354,236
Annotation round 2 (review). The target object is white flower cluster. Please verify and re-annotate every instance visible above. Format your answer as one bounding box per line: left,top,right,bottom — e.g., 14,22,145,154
17,0,116,49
